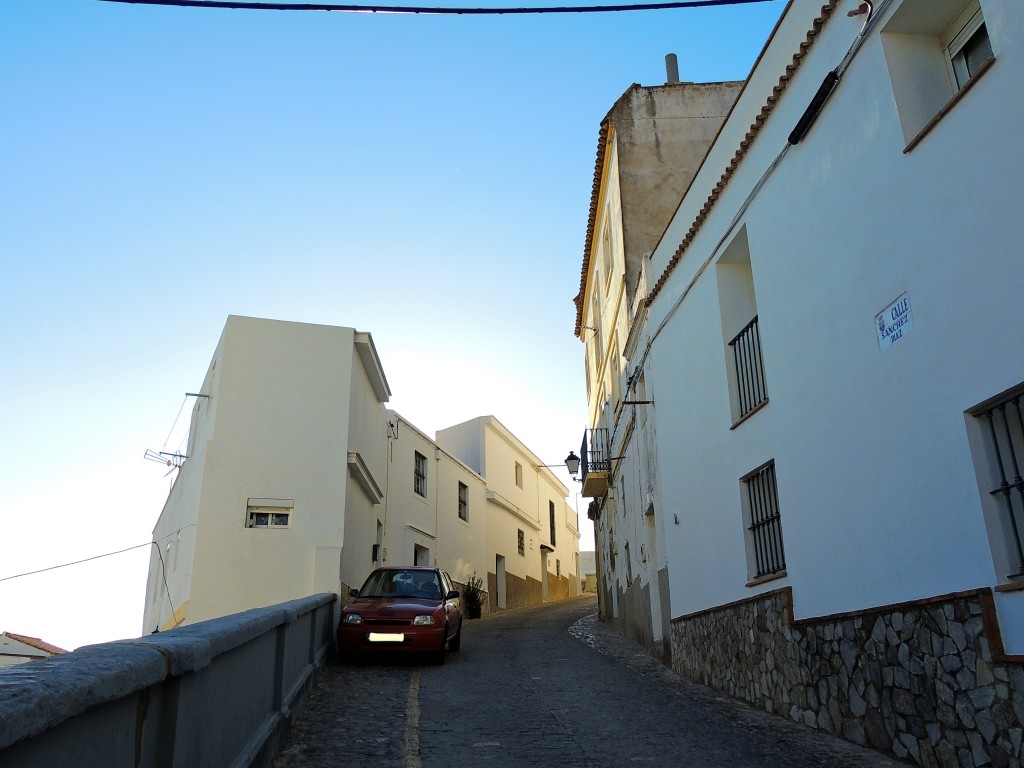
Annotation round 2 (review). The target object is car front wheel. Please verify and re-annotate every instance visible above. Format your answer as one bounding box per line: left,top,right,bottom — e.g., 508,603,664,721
433,628,448,665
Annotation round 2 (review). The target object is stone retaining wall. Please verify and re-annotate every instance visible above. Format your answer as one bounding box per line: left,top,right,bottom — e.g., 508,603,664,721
670,588,1024,767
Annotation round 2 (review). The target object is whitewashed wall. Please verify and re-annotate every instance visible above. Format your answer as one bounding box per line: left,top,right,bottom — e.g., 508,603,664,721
144,317,364,628
640,0,1024,644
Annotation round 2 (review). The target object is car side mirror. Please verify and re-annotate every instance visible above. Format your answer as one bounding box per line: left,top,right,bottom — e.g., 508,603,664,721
349,588,359,597
447,589,460,600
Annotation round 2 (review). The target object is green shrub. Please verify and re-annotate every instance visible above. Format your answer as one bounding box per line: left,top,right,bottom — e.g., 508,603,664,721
463,571,485,619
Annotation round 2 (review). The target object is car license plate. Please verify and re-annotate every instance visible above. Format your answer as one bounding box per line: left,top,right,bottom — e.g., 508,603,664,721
368,632,404,643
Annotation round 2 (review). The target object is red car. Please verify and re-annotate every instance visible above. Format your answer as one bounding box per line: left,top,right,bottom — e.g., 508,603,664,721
337,566,463,664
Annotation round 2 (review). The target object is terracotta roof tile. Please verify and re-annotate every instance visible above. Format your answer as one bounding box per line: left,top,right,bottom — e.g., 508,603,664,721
3,631,68,656
643,0,842,308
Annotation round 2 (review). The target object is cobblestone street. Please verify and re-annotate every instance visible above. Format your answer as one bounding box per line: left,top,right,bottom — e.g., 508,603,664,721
272,595,906,768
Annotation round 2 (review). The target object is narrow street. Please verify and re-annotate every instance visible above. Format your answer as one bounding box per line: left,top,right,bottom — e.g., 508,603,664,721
272,595,905,768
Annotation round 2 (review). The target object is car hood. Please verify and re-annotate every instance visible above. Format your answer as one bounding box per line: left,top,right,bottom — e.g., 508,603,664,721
346,597,442,616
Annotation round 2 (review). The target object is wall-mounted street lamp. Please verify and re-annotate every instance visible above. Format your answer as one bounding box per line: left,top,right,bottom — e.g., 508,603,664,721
536,451,582,480
565,451,581,478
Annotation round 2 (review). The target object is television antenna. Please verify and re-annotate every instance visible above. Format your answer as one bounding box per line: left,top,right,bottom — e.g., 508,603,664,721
144,449,188,476
145,392,210,475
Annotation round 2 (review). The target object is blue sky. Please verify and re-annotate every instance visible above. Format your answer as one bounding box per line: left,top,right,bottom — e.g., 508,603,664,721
0,0,784,650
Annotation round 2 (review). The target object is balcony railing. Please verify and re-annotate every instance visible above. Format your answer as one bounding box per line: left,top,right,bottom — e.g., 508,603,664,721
729,315,767,420
579,428,611,498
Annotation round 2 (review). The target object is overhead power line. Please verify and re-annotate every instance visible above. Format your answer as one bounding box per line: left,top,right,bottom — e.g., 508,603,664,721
96,0,774,16
0,527,194,583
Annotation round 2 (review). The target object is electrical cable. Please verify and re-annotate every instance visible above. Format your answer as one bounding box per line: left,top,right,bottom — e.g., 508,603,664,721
162,395,188,450
96,0,775,15
153,541,183,628
0,526,195,583
626,1,885,402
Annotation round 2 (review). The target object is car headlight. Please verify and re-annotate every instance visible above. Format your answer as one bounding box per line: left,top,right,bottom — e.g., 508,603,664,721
412,615,435,626
342,614,363,625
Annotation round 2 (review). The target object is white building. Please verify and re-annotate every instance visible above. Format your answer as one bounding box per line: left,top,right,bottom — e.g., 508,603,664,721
0,632,66,668
577,0,1024,762
143,315,579,633
574,74,743,658
437,416,582,610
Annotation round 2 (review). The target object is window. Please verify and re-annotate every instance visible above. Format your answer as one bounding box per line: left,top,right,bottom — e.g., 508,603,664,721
515,461,523,489
742,463,786,581
881,0,995,149
601,217,613,288
517,529,525,556
610,332,622,415
969,388,1024,580
717,228,766,424
556,559,561,577
549,501,557,546
946,2,993,89
458,482,469,522
590,294,603,362
584,349,592,397
729,316,767,420
414,451,427,497
245,498,293,529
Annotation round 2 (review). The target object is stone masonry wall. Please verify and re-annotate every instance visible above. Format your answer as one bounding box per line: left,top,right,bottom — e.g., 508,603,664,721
487,571,542,614
605,573,671,663
671,588,1024,767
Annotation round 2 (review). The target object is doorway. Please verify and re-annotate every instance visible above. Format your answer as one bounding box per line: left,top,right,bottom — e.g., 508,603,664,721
495,555,507,609
414,544,430,566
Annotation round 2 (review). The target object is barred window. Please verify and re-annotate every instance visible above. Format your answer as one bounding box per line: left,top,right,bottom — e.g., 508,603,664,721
975,394,1024,578
517,529,525,556
743,462,785,580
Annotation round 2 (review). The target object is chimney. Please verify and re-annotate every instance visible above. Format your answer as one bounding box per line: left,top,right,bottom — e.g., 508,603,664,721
665,53,680,84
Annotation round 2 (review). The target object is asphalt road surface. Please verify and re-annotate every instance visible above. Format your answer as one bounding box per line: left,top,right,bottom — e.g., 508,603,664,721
271,594,904,768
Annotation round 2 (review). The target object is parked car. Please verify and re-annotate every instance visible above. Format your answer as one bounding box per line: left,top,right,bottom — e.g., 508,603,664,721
337,566,463,664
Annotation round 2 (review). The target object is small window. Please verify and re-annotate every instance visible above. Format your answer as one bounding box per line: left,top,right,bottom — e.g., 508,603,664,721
881,0,995,149
946,4,993,89
414,451,427,497
515,461,523,489
556,559,561,577
601,217,613,288
584,349,592,397
458,482,469,522
517,529,525,556
246,498,293,529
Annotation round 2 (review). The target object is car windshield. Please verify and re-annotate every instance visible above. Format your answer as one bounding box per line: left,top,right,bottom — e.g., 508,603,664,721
359,569,443,599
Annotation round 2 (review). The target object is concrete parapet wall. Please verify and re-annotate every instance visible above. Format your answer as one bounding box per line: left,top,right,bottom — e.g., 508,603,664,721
0,593,336,768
